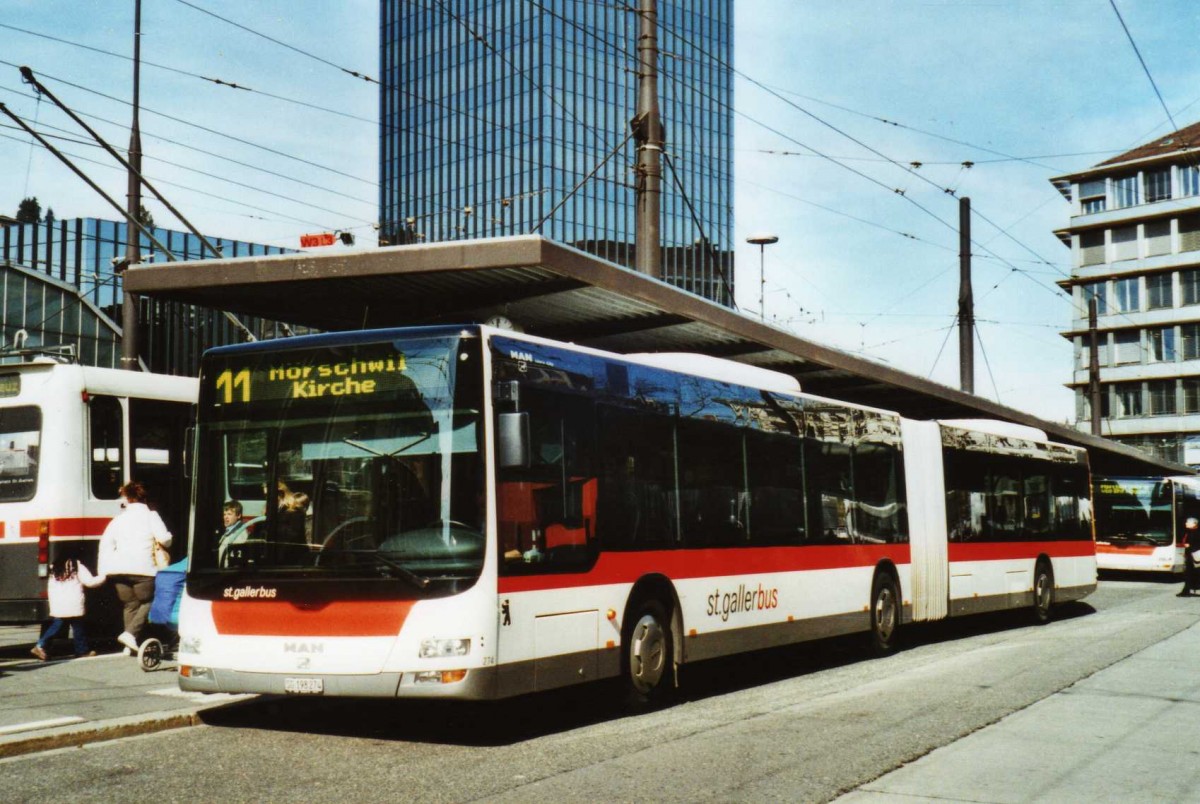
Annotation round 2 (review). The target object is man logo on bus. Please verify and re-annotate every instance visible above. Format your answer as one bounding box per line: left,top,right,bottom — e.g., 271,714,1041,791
706,583,779,622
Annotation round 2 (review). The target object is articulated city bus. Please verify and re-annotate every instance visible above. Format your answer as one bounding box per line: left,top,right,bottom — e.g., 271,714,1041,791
178,325,1095,701
1092,476,1200,574
0,350,197,623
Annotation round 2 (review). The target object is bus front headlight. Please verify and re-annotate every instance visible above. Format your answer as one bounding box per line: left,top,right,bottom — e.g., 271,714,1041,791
419,638,471,658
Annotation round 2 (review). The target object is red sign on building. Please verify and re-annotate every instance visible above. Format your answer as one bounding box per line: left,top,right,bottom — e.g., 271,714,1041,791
300,232,336,248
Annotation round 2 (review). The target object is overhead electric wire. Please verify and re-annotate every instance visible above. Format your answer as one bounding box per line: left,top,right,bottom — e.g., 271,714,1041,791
0,58,375,188
169,0,377,84
1108,0,1182,140
0,130,338,231
656,26,1073,288
0,21,380,126
0,107,372,224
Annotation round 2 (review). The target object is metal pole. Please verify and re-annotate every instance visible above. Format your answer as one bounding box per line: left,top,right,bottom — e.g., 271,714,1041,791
122,0,142,371
759,244,765,320
1089,297,1102,435
958,196,974,393
633,0,662,279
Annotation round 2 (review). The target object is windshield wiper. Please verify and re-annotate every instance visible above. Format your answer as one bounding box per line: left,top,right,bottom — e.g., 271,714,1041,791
320,549,430,589
342,432,433,460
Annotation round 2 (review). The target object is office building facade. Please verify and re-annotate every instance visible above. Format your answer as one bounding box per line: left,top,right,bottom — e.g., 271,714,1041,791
0,217,295,376
1053,122,1200,466
379,0,734,305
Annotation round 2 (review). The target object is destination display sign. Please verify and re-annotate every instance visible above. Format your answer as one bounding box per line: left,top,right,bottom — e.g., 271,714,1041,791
211,350,414,405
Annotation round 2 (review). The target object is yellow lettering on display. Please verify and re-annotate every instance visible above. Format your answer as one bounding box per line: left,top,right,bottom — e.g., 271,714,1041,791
246,352,407,401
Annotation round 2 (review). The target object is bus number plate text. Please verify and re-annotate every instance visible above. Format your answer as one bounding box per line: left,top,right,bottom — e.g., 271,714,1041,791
284,677,324,695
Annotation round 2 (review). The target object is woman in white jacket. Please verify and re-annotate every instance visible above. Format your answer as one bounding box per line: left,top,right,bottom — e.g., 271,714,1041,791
97,480,172,651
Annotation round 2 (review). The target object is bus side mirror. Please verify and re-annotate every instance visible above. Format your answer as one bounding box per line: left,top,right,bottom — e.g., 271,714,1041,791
497,412,530,469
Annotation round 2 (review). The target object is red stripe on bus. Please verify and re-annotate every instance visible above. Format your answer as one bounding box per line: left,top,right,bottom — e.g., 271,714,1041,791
18,518,110,537
1095,543,1155,556
498,544,912,593
211,600,415,637
947,540,1096,562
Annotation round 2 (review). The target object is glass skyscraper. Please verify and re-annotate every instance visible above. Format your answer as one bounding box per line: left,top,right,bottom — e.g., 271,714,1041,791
380,0,734,305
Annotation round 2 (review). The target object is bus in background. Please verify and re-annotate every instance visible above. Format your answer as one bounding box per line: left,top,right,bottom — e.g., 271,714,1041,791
179,325,1094,702
1092,476,1200,574
0,348,197,624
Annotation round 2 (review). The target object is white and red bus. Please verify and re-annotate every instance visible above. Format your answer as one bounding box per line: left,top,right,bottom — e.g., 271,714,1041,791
0,350,196,624
1092,476,1200,574
178,325,1095,701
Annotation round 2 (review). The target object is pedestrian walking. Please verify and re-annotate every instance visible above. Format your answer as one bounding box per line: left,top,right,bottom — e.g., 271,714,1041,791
1179,516,1200,597
30,548,105,660
97,480,173,652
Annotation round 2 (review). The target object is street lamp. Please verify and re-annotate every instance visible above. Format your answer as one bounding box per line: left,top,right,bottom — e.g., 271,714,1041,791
746,233,778,321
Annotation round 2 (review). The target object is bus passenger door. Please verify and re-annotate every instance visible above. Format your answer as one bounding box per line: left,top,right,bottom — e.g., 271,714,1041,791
129,398,194,553
901,420,948,621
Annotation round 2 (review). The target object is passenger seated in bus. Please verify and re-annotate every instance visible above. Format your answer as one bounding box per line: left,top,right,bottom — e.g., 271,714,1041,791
276,482,307,540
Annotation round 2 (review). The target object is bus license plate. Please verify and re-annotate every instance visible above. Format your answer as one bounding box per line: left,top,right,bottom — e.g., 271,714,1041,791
284,677,323,695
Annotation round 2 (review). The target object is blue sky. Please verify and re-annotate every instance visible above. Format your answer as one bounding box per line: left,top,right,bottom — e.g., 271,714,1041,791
1,1,1197,423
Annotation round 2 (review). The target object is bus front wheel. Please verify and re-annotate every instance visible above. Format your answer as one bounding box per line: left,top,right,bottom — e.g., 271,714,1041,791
869,571,901,655
623,599,674,708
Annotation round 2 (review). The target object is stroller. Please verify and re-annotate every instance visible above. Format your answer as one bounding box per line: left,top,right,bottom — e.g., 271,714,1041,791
138,557,187,671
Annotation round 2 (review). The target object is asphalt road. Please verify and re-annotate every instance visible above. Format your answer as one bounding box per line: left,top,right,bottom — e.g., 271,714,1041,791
2,576,1194,803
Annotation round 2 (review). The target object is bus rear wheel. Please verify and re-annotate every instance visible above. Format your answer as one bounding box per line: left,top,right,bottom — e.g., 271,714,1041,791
623,599,674,708
1032,560,1054,624
869,572,901,655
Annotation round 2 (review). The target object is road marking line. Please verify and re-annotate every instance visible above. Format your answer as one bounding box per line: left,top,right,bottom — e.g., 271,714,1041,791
0,716,86,735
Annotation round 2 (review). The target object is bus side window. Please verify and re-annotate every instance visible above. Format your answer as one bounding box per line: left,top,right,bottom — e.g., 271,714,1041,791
496,388,597,573
89,395,123,499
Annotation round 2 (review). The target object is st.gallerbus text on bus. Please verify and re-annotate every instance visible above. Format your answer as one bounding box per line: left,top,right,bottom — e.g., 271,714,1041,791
179,326,1095,701
1092,476,1200,574
0,350,196,623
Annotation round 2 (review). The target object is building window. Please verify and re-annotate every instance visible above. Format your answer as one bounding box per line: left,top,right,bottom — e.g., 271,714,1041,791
1080,231,1105,266
1145,220,1171,257
1113,330,1141,364
1182,324,1200,360
1083,281,1107,315
1147,274,1173,309
1113,174,1139,208
1080,179,1106,214
1145,168,1171,203
1184,378,1200,413
1112,226,1138,261
1184,270,1200,305
1113,277,1140,312
1181,166,1200,198
1115,383,1143,417
1149,380,1176,415
1149,327,1176,362
1181,215,1200,252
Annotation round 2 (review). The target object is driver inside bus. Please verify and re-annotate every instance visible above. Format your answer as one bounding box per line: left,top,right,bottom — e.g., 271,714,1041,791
217,499,249,567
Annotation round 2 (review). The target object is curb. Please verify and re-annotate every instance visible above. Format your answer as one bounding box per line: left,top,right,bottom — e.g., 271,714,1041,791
0,695,258,760
0,710,203,759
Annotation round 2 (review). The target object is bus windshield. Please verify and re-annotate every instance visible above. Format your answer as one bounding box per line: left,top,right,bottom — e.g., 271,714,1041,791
0,406,40,502
190,334,484,595
1093,477,1173,546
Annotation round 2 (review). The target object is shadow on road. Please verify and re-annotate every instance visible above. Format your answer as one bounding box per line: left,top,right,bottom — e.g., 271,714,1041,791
200,602,1096,746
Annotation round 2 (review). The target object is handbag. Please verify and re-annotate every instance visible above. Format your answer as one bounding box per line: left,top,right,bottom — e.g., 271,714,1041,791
151,540,171,569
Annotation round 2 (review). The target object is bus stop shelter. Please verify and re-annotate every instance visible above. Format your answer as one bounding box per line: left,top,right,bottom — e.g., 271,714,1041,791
124,235,1187,477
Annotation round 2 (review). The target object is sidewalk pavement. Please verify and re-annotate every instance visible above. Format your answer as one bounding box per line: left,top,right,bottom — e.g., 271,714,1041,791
0,625,253,759
838,619,1200,803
